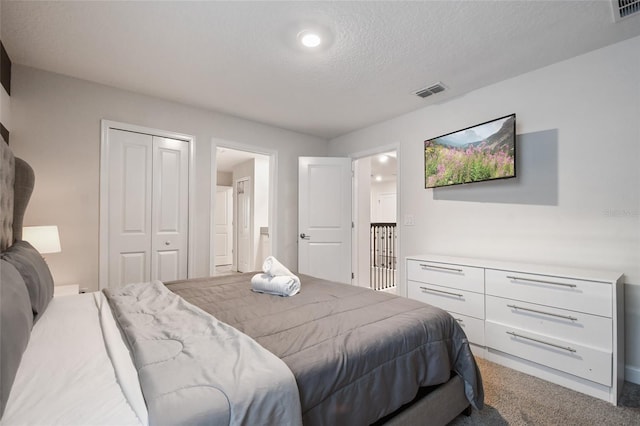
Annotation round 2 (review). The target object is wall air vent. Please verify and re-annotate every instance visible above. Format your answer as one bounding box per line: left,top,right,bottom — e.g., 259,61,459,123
415,82,446,99
611,0,640,22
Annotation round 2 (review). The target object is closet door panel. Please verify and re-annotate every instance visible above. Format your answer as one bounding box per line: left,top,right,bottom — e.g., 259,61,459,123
108,129,152,289
156,250,180,282
151,137,189,282
119,252,147,285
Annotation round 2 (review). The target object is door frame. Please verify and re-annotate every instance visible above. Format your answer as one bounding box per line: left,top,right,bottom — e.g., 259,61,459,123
210,138,278,275
234,176,252,273
99,120,196,290
348,143,403,295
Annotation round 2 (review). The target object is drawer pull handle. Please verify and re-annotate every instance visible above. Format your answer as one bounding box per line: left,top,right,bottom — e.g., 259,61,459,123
419,286,463,298
419,264,463,273
507,304,578,321
506,331,577,353
506,275,577,288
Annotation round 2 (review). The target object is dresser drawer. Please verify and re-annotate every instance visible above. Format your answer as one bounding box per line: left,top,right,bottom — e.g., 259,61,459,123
485,269,612,317
408,281,484,319
407,260,484,293
450,312,485,346
486,321,612,386
486,295,612,351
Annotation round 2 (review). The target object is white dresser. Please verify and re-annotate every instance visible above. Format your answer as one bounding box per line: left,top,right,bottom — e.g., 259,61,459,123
406,254,624,405
407,259,486,347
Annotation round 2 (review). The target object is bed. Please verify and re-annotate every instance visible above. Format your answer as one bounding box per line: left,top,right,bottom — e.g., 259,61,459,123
0,140,483,425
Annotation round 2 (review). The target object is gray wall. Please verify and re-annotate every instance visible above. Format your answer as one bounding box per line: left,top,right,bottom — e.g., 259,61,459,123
216,171,233,186
10,65,327,291
329,36,640,382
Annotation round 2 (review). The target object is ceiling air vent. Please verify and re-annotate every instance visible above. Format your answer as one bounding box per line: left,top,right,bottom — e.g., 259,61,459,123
611,0,640,22
415,82,446,99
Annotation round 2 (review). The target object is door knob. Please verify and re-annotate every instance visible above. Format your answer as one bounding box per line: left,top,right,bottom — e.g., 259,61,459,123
300,233,311,240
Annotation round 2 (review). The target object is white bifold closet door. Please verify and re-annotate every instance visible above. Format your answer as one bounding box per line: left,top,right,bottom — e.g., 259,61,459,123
108,129,189,289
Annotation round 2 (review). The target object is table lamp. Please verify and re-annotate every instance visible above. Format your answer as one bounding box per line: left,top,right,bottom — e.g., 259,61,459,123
22,225,62,254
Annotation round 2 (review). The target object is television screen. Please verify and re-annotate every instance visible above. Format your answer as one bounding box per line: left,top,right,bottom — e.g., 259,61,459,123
424,114,516,189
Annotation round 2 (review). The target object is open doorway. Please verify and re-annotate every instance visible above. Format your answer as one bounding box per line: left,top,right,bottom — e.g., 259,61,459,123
353,151,398,293
212,146,271,275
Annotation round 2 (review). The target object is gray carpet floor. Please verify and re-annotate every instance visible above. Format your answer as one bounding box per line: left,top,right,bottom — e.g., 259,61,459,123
449,357,640,425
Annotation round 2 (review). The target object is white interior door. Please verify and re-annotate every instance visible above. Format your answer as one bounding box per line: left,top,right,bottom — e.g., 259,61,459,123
107,129,189,289
354,157,371,288
215,186,233,266
375,192,397,223
236,178,251,273
151,137,189,282
108,129,152,288
298,157,352,284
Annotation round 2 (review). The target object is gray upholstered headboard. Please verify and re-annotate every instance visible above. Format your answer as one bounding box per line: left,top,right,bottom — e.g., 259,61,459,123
0,142,15,251
0,142,35,251
0,142,39,420
13,158,35,242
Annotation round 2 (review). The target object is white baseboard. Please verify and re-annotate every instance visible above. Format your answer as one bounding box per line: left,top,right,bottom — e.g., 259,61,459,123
625,365,640,385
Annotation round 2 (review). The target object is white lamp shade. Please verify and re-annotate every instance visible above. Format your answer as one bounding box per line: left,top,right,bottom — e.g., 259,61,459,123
22,226,62,254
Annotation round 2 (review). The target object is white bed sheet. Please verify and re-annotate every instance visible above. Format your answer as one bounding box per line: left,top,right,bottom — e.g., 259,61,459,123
1,292,148,426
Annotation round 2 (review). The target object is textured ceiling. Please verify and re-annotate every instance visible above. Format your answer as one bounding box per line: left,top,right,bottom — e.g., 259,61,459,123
2,1,639,139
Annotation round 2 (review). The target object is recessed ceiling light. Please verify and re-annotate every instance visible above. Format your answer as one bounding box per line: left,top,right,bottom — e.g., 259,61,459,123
298,31,322,48
375,175,382,182
378,155,389,163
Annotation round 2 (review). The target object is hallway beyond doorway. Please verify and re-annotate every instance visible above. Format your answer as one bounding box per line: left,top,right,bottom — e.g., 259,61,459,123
213,145,271,275
353,150,398,293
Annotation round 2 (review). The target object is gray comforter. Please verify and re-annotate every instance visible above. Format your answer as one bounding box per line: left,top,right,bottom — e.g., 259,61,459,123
166,273,483,426
105,281,302,426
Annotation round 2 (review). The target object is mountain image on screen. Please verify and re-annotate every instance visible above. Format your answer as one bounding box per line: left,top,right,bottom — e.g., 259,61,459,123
425,114,515,188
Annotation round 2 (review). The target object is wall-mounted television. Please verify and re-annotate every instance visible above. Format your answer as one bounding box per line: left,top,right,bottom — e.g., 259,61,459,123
424,114,516,189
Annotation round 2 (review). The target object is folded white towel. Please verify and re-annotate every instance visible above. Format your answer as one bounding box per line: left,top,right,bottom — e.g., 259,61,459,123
262,256,294,277
251,273,301,297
